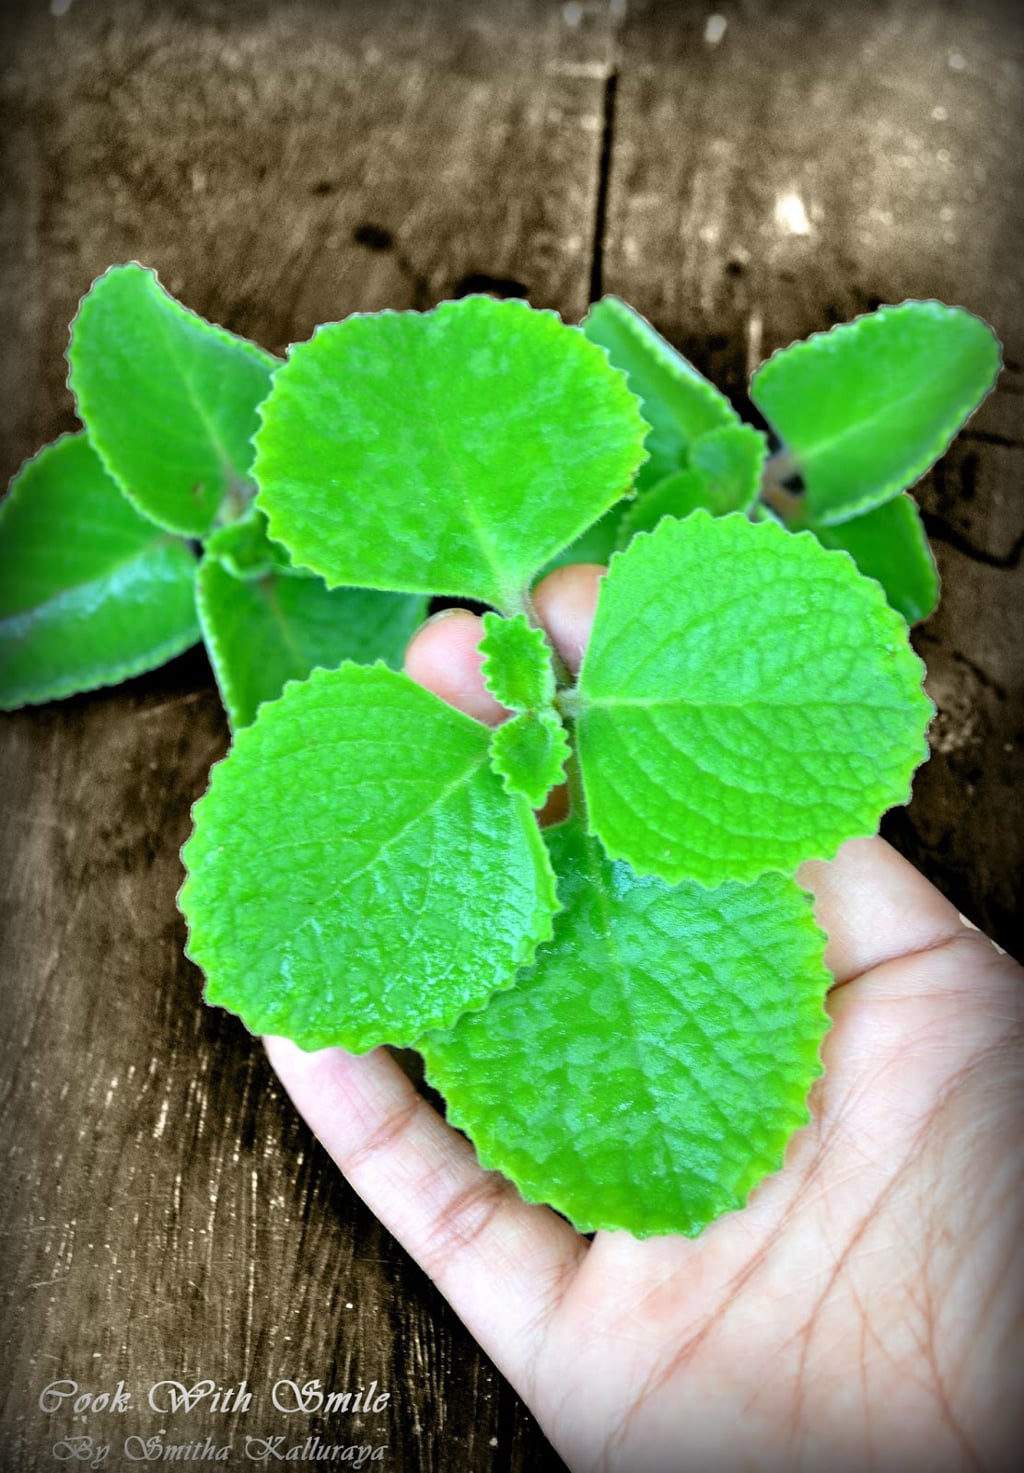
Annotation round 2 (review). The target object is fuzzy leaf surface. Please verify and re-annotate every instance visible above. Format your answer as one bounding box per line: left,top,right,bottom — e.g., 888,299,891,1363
197,557,427,729
810,494,938,624
0,434,199,709
489,711,570,809
422,822,830,1238
750,301,1000,525
68,264,277,537
478,612,555,712
582,296,739,492
576,512,932,886
254,296,647,609
180,663,559,1051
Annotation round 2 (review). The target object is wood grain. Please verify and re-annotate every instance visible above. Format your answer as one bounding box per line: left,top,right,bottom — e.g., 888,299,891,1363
1,2,1021,1470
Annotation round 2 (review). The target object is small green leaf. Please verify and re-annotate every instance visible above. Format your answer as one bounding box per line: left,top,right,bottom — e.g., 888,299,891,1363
575,511,932,887
582,296,740,492
203,506,299,581
809,494,939,624
421,821,830,1238
0,434,199,709
255,296,647,610
478,612,555,712
197,556,427,729
68,263,278,537
618,469,709,543
750,301,1001,525
180,663,559,1051
689,423,767,512
489,711,570,809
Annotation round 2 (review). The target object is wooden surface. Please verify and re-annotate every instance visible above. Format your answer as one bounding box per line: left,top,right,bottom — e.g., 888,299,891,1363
0,3,1020,1470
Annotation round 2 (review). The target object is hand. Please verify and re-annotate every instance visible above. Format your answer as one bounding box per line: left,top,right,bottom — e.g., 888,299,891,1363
266,565,1023,1473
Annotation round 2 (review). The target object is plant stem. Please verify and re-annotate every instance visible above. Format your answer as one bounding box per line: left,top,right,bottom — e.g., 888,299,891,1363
563,742,588,824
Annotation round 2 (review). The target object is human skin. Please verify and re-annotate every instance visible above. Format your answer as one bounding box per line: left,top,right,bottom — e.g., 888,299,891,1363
266,564,1024,1473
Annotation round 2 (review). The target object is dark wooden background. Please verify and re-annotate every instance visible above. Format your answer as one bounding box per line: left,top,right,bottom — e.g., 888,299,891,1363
1,2,1020,1470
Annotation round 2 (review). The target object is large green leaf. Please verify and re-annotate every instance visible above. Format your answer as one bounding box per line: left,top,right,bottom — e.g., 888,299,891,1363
68,264,278,537
0,434,199,709
582,296,740,492
422,821,830,1238
180,663,559,1051
197,554,428,729
809,494,938,625
253,296,647,611
574,511,932,887
750,301,1000,525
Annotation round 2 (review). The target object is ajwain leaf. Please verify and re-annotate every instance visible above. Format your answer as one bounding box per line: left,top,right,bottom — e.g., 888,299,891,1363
179,663,559,1051
68,263,278,537
750,301,1000,525
254,296,648,610
0,434,199,710
809,493,939,625
582,295,740,492
421,821,831,1238
478,612,555,712
489,711,571,809
196,556,428,729
575,512,932,887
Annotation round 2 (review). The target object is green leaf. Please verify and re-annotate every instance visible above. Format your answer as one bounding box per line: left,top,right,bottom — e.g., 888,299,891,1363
254,296,647,610
203,506,299,580
478,612,555,712
179,663,559,1051
421,821,830,1238
574,511,932,887
689,423,767,512
0,434,199,710
581,296,740,492
619,423,767,545
68,263,278,538
750,301,1001,525
489,711,570,809
809,494,939,625
538,501,631,576
197,556,427,729
618,469,709,543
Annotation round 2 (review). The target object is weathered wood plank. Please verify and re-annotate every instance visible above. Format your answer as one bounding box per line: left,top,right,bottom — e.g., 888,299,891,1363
2,2,1021,1470
602,0,1023,949
0,1,621,1468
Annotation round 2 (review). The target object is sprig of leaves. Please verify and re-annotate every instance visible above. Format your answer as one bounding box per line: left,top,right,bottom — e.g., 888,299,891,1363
1,264,427,722
2,269,1001,1237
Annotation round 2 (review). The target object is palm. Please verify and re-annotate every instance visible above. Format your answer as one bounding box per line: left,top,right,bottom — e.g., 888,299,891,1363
267,570,1023,1473
527,927,1019,1472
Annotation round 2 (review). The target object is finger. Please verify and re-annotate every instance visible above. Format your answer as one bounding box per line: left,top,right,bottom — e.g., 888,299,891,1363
797,836,981,989
532,563,605,677
404,608,507,725
266,1037,585,1394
